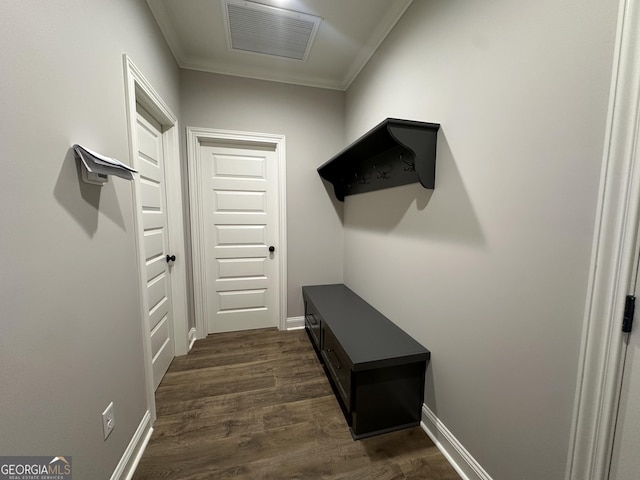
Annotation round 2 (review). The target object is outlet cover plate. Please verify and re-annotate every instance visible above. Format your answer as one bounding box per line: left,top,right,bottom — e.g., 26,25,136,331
102,402,115,440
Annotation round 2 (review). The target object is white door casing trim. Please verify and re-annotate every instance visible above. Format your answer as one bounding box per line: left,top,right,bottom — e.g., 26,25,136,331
566,0,640,478
187,127,288,338
123,55,189,422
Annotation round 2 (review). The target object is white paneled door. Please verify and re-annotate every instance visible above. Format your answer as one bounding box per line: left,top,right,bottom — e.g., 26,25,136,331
200,143,279,333
136,106,174,390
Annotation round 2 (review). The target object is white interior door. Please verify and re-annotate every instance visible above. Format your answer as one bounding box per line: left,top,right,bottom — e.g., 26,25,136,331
199,142,280,334
609,254,640,479
136,105,175,390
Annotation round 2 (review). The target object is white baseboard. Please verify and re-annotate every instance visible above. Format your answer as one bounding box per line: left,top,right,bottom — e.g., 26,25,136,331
110,410,153,480
421,404,493,480
286,316,305,330
188,327,197,351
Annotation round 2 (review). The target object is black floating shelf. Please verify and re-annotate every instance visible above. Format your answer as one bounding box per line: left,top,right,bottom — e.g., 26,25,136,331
318,118,440,201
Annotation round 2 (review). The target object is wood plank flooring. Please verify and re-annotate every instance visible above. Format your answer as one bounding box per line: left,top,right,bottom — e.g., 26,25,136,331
132,328,461,480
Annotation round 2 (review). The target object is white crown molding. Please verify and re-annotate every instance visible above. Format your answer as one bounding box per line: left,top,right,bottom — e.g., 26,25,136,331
342,0,413,90
146,0,413,91
145,0,185,62
178,59,345,90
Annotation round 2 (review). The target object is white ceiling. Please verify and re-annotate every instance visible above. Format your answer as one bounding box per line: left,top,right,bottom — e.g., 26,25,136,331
146,0,413,90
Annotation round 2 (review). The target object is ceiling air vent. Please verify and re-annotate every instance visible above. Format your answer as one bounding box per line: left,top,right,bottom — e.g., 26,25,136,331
224,0,322,61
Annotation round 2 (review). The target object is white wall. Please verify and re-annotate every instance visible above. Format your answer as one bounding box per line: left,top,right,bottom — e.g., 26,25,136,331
180,71,345,317
343,0,618,479
0,1,179,478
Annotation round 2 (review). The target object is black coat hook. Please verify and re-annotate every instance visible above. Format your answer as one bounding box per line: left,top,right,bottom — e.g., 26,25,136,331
401,154,415,172
374,165,391,180
355,172,370,184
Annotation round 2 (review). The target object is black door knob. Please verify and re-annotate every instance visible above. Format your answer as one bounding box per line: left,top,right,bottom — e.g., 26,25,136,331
166,254,176,263
269,246,275,253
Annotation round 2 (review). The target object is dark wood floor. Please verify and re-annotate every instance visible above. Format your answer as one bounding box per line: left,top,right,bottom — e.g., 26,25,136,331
133,328,461,480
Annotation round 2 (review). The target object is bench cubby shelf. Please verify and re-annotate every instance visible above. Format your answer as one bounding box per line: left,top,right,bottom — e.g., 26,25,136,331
318,118,440,201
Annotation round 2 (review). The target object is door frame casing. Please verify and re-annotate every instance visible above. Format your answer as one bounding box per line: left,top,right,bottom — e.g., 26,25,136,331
186,127,288,339
566,0,640,477
123,55,190,421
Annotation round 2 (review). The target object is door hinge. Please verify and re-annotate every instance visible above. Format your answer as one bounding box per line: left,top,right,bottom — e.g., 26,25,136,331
622,295,636,333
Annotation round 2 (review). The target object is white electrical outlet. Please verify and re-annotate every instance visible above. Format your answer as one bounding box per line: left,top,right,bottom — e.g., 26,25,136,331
102,402,115,440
